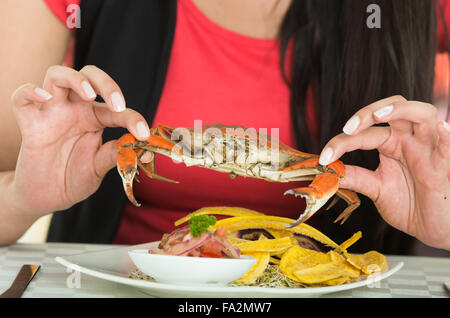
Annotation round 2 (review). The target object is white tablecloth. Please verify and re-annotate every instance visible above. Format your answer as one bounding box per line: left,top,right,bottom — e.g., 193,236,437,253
0,243,449,298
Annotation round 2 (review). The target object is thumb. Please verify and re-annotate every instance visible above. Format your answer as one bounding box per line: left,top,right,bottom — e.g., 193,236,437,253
94,140,118,179
340,164,381,202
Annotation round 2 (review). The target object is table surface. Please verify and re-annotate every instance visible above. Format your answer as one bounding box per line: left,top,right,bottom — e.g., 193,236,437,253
0,243,449,298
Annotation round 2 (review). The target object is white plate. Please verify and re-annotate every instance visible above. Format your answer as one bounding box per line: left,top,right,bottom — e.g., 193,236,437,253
55,242,404,298
128,245,256,285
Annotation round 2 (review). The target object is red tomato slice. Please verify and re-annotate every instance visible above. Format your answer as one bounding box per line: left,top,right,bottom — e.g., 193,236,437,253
200,241,223,258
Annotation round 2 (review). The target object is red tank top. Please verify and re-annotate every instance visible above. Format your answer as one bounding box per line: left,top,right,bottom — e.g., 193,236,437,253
114,0,320,244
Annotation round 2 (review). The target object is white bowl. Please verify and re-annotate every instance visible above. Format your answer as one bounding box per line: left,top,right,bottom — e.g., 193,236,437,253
128,248,256,286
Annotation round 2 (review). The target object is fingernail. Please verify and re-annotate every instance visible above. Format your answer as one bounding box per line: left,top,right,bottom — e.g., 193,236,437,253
374,105,394,119
136,121,150,139
34,87,52,100
343,116,360,135
81,81,96,99
111,92,126,112
319,147,333,166
442,120,450,132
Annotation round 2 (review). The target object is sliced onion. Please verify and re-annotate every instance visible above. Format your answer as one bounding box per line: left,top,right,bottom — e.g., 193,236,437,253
170,232,211,256
159,226,190,250
211,236,240,259
182,232,192,243
151,227,240,259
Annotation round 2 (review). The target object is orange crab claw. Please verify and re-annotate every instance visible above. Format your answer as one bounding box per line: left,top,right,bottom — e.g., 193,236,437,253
117,133,140,207
137,152,179,184
117,131,182,206
283,158,359,228
326,160,346,178
284,172,340,228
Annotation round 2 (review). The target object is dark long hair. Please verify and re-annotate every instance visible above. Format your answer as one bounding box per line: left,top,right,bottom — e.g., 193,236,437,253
279,0,438,254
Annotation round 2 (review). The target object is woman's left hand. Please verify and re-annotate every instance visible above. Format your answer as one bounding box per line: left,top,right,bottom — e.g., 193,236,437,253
318,95,450,250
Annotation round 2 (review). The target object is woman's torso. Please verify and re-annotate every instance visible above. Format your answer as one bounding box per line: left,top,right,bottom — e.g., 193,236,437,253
113,0,320,244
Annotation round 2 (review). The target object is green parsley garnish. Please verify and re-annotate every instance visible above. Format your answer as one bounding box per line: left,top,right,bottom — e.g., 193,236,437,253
189,215,217,237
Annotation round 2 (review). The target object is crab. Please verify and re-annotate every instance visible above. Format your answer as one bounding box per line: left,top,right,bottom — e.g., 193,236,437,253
116,124,360,228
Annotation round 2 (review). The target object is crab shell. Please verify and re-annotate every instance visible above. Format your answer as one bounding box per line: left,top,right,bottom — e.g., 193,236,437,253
116,124,360,227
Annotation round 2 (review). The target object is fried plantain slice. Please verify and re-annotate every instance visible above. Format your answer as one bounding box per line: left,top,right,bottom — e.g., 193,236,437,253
293,263,343,284
212,216,339,248
343,251,387,274
269,257,281,265
174,206,262,226
280,246,331,282
235,252,270,284
328,250,361,278
338,231,362,252
323,276,350,286
227,237,251,245
266,229,295,240
235,237,293,254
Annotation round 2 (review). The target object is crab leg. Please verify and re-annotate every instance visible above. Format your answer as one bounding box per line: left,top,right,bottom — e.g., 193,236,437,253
331,189,360,225
117,133,140,207
282,157,320,171
117,132,180,207
284,172,340,228
283,159,356,228
136,152,179,184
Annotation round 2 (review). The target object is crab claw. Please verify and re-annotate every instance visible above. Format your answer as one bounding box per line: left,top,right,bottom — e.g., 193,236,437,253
284,172,339,228
117,133,141,207
137,153,180,184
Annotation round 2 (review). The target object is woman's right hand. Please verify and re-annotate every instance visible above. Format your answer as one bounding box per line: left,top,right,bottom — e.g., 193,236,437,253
10,65,151,217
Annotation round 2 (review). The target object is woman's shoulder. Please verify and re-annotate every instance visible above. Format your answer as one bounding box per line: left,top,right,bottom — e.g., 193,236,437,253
43,0,80,26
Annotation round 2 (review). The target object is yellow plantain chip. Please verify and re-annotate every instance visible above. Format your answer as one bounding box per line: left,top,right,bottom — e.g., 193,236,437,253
174,206,262,226
328,250,341,263
212,216,339,249
235,252,270,284
265,229,298,248
269,257,281,265
226,230,241,241
227,237,251,245
323,276,349,286
338,231,362,252
343,251,387,274
280,246,331,282
271,250,290,258
235,237,293,254
293,263,343,284
279,248,303,281
328,250,361,279
266,229,295,240
298,252,332,269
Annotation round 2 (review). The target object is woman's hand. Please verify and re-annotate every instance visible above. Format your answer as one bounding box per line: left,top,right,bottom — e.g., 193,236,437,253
10,65,151,217
318,95,450,250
